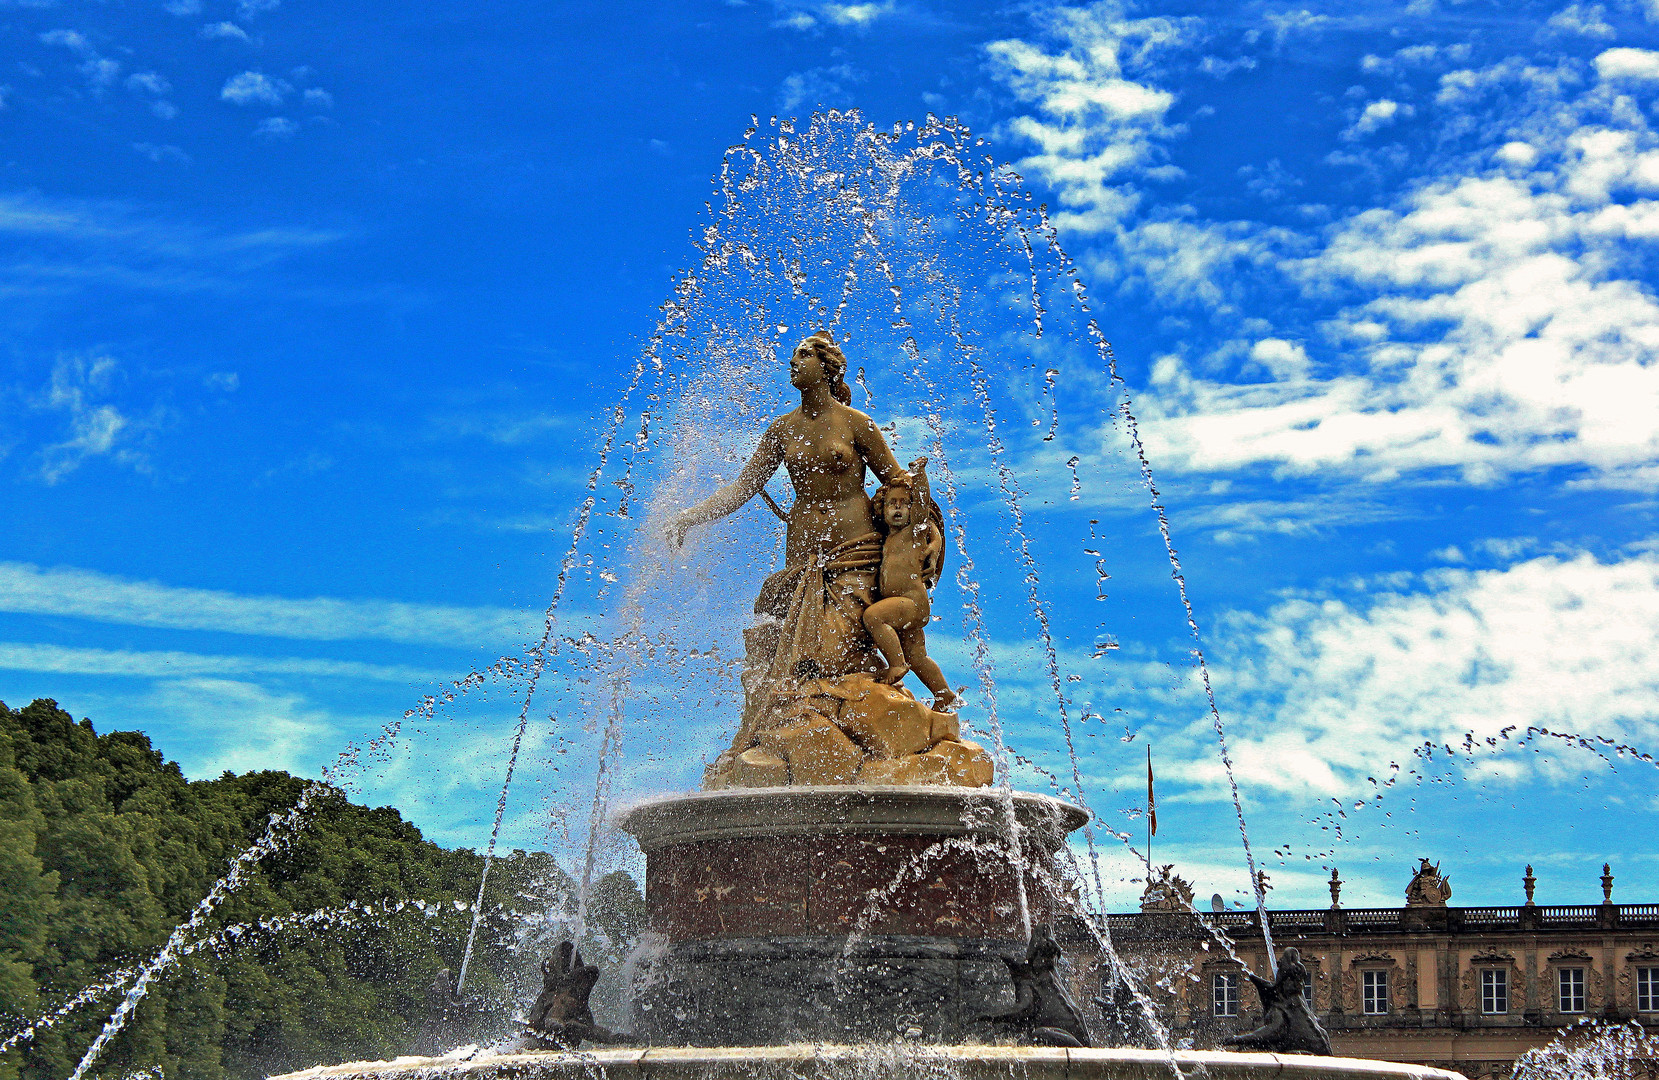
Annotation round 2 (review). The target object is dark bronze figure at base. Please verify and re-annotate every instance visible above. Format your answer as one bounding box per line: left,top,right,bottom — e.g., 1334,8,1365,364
523,942,634,1050
1221,947,1332,1056
414,967,478,1055
980,927,1092,1048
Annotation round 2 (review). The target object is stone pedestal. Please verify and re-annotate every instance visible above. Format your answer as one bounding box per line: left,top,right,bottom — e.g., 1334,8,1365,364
617,786,1088,1045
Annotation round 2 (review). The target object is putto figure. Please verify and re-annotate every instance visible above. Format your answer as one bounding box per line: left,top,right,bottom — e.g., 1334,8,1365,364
980,926,1092,1048
523,942,632,1050
1221,947,1332,1056
865,457,956,712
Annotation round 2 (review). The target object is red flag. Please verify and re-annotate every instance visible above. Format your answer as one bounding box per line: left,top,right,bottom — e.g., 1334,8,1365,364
1147,745,1157,837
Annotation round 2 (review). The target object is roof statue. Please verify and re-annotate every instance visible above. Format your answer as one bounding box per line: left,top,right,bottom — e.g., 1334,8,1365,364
1140,864,1196,913
1404,858,1452,908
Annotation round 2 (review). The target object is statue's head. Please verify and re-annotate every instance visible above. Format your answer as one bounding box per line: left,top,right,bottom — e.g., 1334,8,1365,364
790,330,852,404
871,473,918,531
1279,946,1308,988
1027,925,1061,968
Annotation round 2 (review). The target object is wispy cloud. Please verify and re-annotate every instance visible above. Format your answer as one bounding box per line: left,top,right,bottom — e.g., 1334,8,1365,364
143,677,341,777
39,28,122,93
777,63,866,112
34,355,144,483
986,3,1196,234
0,191,342,295
992,9,1659,487
1198,551,1659,796
770,0,898,31
200,21,251,41
133,142,190,164
254,116,298,138
0,561,539,646
221,70,288,106
0,641,438,683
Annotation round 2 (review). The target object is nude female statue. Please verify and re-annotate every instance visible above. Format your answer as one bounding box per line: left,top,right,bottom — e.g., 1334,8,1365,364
667,330,906,701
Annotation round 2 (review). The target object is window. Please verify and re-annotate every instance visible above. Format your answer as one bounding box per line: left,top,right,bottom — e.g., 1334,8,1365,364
1558,968,1586,1014
1213,972,1240,1017
1302,979,1315,1008
1480,968,1508,1015
1638,968,1659,1013
1362,969,1390,1015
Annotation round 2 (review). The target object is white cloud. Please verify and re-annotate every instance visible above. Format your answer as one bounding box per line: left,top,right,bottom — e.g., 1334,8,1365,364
254,116,298,138
39,28,91,54
0,561,539,646
1262,8,1331,46
134,142,189,164
38,30,123,93
0,641,436,683
200,21,251,41
163,0,202,14
1595,47,1659,82
125,71,169,94
769,0,896,30
777,64,866,112
994,17,1659,485
1198,551,1659,796
1342,98,1413,139
35,355,140,484
79,58,120,93
220,71,288,106
1544,3,1616,39
145,678,337,777
236,0,279,17
302,87,332,108
986,3,1196,234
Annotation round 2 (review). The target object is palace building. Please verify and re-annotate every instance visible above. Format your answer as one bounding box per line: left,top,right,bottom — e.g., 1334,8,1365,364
1102,860,1659,1079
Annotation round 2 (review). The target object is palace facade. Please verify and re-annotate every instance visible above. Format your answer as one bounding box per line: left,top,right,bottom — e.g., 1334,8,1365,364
1101,861,1659,1079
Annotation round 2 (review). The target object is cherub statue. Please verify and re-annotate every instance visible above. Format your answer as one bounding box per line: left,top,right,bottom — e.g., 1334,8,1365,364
863,457,957,712
1222,947,1332,1056
980,926,1092,1047
523,941,632,1050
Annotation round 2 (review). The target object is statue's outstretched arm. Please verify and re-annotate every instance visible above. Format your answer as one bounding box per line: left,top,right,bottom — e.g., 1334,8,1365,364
668,426,785,546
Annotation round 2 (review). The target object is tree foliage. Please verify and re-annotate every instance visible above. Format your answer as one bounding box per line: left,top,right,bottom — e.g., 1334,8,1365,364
0,700,644,1080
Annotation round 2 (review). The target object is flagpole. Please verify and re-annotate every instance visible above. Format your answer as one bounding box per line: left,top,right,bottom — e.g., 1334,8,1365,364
1146,744,1154,882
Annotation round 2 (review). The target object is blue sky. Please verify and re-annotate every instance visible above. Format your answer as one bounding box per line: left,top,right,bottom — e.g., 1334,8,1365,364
3,0,1658,916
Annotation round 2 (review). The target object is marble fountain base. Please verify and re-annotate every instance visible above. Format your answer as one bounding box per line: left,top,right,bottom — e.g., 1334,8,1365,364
267,788,1470,1080
272,1044,1468,1080
617,786,1089,1045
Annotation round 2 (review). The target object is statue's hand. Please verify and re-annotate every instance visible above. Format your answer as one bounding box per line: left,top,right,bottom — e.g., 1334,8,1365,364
666,512,694,549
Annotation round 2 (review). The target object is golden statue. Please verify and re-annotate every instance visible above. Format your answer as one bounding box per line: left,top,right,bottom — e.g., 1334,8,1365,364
668,331,991,789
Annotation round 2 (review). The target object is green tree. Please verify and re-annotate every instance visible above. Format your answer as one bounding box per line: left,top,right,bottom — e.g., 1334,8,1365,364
0,699,585,1080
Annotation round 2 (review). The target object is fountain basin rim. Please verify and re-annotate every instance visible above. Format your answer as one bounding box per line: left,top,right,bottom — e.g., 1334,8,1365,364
273,1046,1464,1080
614,785,1088,853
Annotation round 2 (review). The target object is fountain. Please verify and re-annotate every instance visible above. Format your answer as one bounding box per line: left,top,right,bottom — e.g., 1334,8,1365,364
14,112,1470,1080
267,113,1464,1080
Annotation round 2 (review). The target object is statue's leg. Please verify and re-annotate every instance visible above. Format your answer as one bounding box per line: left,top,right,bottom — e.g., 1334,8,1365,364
863,598,912,683
901,625,958,710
